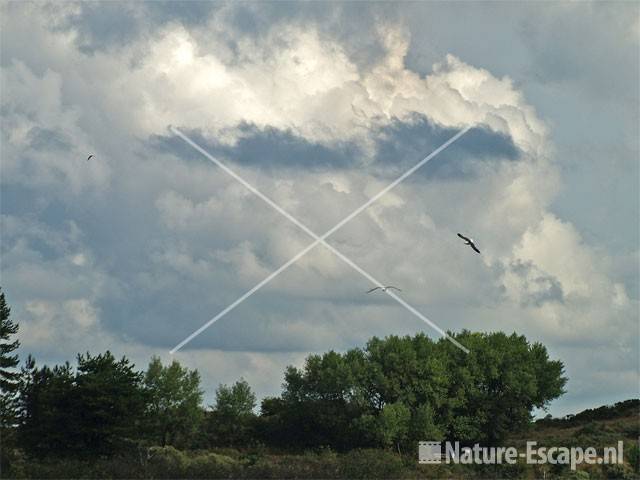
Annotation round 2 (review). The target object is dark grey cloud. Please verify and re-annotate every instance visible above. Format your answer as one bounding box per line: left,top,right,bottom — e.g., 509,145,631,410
150,124,363,172
151,118,518,180
509,260,565,307
372,116,520,180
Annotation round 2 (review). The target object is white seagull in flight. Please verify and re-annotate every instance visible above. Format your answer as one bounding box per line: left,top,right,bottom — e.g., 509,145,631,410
367,286,402,294
457,233,481,254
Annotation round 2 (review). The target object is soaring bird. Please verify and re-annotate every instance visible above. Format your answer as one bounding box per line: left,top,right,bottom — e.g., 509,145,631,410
87,154,94,161
457,233,481,254
367,286,402,294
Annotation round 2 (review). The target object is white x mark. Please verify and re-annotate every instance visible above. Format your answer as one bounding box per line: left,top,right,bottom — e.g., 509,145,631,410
169,125,471,354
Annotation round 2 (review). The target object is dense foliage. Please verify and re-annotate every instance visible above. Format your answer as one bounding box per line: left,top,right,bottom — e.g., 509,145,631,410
17,352,147,457
260,331,567,451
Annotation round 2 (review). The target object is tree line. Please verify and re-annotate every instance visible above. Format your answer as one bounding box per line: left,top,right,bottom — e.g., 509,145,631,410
0,287,567,463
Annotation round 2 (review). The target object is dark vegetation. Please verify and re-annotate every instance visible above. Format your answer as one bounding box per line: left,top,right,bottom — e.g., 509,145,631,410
0,287,638,479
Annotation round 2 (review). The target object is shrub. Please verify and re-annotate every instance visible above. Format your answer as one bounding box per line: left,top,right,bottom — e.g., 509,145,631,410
147,445,188,478
184,452,240,478
627,442,640,473
338,449,406,479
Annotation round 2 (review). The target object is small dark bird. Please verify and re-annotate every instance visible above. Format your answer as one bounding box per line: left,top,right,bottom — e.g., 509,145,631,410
457,233,481,254
367,286,402,294
87,154,94,161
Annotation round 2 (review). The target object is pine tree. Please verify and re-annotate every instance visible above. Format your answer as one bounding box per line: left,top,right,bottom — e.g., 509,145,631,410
0,288,20,393
0,287,20,429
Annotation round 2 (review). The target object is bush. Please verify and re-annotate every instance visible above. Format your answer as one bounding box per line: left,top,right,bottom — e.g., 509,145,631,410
627,443,640,473
338,449,406,479
146,445,188,478
184,452,240,478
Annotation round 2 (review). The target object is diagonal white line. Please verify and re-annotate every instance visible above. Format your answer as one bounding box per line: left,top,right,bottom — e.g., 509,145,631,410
169,125,471,354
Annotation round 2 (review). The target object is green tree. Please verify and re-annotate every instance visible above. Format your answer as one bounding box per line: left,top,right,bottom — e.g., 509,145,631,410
380,402,411,452
215,378,256,417
144,356,203,447
0,288,20,429
17,356,77,457
272,331,566,449
442,331,567,444
18,351,148,457
205,378,257,447
74,351,148,455
409,403,444,444
357,401,411,453
278,353,365,449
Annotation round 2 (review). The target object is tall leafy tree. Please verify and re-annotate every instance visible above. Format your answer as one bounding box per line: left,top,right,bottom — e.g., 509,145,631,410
272,331,566,449
377,402,411,452
144,356,203,447
215,378,256,417
440,331,567,444
277,352,365,449
205,378,257,447
354,402,411,452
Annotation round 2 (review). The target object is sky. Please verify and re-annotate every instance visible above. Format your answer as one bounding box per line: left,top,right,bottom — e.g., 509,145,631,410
1,1,638,417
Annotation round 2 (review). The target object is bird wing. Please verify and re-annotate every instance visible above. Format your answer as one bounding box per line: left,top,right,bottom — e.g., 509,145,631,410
386,286,402,292
366,287,381,294
470,243,481,254
457,233,470,242
87,155,93,161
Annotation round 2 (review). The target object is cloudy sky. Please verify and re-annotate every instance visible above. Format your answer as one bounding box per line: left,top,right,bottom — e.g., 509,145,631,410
1,1,638,416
